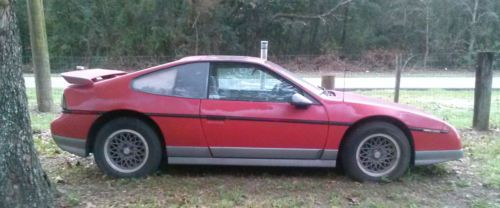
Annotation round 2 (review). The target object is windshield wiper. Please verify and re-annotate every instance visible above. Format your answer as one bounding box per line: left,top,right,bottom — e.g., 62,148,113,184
318,86,336,96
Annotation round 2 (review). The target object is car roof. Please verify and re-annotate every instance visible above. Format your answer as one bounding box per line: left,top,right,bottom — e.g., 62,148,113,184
179,55,267,65
130,55,273,78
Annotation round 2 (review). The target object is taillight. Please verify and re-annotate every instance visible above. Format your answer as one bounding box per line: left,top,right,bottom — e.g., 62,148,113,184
61,95,67,110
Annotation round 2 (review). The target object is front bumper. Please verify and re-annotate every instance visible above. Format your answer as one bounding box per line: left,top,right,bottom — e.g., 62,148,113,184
414,149,463,166
53,135,88,157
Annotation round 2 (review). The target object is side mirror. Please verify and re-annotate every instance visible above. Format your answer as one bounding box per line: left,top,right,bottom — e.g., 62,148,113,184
290,93,313,108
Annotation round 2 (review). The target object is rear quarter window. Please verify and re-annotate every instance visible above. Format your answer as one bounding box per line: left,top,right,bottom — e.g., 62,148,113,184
132,62,209,99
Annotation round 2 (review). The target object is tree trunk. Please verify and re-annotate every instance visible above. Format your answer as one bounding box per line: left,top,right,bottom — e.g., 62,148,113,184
468,0,479,67
340,1,350,49
423,0,430,69
0,0,54,207
190,0,200,55
27,0,53,112
402,2,407,49
309,19,320,54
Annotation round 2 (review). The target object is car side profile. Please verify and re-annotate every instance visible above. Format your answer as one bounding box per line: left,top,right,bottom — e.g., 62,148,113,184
51,55,463,181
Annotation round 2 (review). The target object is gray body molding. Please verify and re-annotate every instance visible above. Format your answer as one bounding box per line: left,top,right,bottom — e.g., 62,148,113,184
210,147,323,159
414,149,463,166
168,157,336,167
166,146,338,167
53,135,88,157
166,146,211,157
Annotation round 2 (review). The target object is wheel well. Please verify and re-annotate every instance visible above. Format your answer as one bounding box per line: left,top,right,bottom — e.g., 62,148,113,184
86,110,165,154
337,116,415,166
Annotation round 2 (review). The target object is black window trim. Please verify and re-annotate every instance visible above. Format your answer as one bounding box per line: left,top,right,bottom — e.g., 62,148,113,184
208,61,321,105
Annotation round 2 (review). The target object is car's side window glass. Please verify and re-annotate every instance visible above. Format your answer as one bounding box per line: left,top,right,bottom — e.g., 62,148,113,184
209,63,299,102
132,62,209,99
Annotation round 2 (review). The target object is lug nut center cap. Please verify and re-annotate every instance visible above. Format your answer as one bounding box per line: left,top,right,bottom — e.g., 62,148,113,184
123,147,131,155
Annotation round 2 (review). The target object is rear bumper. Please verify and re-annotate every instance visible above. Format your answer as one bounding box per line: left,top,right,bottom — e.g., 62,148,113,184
414,149,463,166
51,113,97,157
53,135,88,157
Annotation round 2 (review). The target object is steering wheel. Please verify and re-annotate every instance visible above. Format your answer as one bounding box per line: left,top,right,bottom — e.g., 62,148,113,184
272,83,281,93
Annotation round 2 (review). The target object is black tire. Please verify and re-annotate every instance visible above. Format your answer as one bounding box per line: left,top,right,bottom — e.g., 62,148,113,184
93,117,162,177
340,121,411,182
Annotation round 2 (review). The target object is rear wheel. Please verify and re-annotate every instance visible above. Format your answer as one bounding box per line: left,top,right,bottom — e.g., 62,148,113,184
341,122,411,182
94,118,162,177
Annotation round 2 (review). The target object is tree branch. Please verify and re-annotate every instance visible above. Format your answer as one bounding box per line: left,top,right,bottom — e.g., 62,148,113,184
273,0,352,23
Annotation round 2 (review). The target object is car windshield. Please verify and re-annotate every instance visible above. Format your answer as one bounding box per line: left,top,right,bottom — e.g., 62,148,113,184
265,61,324,95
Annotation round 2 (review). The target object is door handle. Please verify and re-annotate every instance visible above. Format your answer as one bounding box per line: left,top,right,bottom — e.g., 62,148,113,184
205,115,226,121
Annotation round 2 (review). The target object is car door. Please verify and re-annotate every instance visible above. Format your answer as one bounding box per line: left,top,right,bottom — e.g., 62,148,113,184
200,62,329,159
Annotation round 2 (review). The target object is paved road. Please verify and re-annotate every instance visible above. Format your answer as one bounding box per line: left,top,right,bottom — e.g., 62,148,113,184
24,75,500,89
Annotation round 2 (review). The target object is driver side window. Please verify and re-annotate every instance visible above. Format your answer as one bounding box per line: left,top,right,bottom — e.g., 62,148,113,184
208,63,299,102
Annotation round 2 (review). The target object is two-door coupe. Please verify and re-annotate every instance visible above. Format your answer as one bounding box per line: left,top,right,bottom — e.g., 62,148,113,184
51,55,463,181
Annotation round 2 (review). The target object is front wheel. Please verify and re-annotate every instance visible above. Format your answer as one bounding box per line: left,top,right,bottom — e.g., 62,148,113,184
93,118,162,177
341,122,411,182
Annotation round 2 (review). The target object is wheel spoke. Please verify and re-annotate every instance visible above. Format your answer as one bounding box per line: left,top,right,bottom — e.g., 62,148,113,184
356,133,401,177
104,129,149,173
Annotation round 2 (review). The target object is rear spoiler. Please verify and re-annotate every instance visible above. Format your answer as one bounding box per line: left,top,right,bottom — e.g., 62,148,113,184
61,69,127,86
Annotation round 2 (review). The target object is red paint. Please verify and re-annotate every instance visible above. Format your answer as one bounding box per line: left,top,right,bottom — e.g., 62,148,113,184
50,113,98,139
412,126,462,150
200,99,328,148
51,55,462,155
324,125,350,150
151,116,208,147
61,69,126,86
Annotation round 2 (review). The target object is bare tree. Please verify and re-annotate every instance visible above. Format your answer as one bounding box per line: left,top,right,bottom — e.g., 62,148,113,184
468,0,479,59
456,0,499,66
27,0,53,112
340,0,351,48
273,0,352,23
419,0,431,69
0,0,54,206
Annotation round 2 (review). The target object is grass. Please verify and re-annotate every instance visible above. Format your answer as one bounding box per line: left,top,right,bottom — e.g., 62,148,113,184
463,132,500,188
41,150,453,207
471,200,500,208
296,69,500,78
33,134,61,156
353,89,500,128
65,192,81,207
26,88,62,132
31,113,59,133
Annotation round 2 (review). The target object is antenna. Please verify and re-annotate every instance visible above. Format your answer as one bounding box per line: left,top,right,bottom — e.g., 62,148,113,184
342,66,346,102
260,41,268,60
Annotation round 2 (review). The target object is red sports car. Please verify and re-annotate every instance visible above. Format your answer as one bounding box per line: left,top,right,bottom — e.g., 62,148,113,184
51,55,463,181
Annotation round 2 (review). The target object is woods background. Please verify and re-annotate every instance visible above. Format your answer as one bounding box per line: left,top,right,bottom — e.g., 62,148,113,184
13,0,500,72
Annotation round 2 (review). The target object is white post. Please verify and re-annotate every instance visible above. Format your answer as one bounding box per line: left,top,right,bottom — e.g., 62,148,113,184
260,40,268,60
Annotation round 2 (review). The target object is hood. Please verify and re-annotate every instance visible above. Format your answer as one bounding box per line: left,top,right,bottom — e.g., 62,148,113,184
341,91,438,118
323,91,448,130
